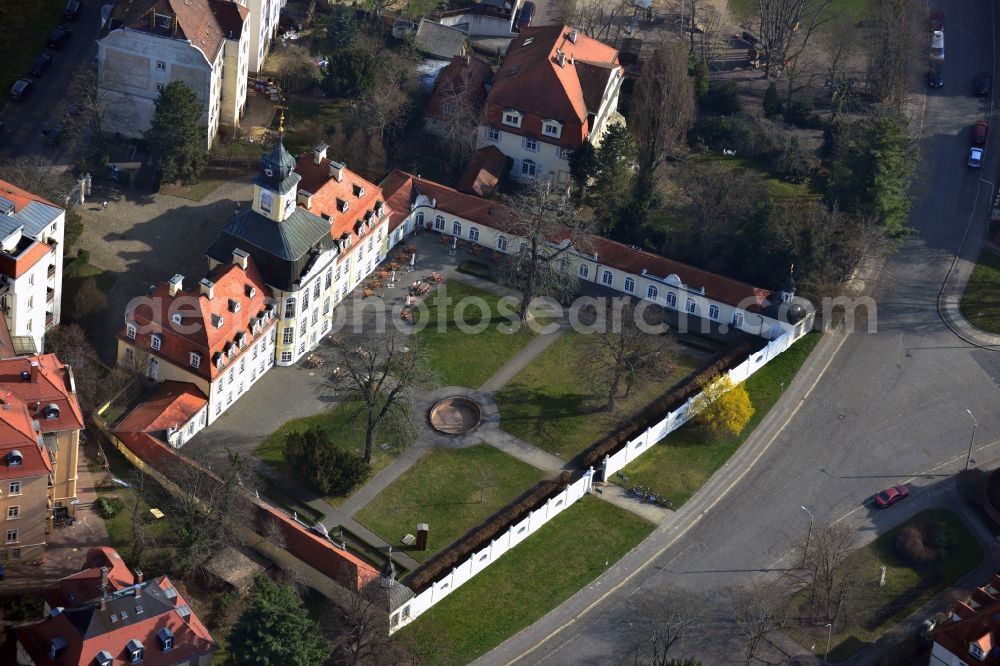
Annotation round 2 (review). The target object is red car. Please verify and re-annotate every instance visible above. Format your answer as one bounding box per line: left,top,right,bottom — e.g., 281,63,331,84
874,484,910,508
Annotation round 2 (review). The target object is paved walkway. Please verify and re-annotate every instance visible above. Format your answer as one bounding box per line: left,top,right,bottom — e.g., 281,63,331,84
479,319,571,393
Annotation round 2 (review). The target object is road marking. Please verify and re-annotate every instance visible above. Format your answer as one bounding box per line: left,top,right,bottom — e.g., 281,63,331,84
504,333,850,665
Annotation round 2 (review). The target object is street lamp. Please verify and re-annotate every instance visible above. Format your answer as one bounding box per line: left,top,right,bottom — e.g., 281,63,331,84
800,505,814,568
966,409,978,472
823,622,833,664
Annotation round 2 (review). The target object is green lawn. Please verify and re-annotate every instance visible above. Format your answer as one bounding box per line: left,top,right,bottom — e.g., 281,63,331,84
727,0,868,26
789,509,984,661
399,496,654,666
254,401,397,506
960,250,1000,334
415,280,538,389
0,0,64,102
354,445,546,562
618,331,822,506
708,154,823,202
496,330,706,459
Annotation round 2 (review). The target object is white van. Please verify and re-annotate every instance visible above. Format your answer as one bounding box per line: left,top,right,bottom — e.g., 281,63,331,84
931,30,945,60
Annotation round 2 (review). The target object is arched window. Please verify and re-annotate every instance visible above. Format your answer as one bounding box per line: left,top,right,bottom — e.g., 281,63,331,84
284,297,296,318
601,270,613,286
665,291,676,309
708,304,720,321
579,264,590,279
469,227,480,242
434,215,445,231
731,311,745,328
685,298,697,314
623,277,634,293
646,285,659,300
415,211,424,226
496,236,508,252
452,221,462,236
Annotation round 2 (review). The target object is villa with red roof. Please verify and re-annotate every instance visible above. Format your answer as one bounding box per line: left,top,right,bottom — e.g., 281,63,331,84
929,570,1000,664
16,548,218,666
479,25,625,183
0,179,67,355
380,169,813,340
116,252,277,439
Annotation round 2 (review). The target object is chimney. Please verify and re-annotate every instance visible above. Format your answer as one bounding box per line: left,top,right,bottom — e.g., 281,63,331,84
134,568,143,584
167,274,183,297
296,190,314,209
329,160,345,182
568,29,577,43
313,143,328,165
232,248,249,270
29,360,39,383
199,278,215,299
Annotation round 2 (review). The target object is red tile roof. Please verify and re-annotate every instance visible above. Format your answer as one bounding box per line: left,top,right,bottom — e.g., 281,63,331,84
113,0,231,61
426,55,494,121
0,354,85,434
932,597,1000,663
0,393,51,480
0,179,58,211
457,146,509,197
294,154,389,256
485,25,621,149
119,258,275,381
0,239,55,279
380,170,773,309
115,382,208,434
43,547,136,609
17,572,218,666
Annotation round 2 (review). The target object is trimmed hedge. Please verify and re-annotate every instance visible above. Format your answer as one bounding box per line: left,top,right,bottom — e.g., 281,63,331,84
579,341,754,470
406,472,572,593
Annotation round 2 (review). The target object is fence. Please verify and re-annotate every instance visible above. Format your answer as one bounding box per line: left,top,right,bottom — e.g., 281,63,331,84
391,470,594,632
600,332,794,481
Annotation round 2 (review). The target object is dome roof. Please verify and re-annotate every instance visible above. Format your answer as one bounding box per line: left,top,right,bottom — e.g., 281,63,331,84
259,135,296,184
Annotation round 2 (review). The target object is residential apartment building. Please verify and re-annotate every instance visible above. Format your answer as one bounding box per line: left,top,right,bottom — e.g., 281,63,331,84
245,0,283,73
479,25,625,184
0,353,84,563
929,570,1000,665
16,548,218,666
117,254,278,433
206,140,389,366
0,180,66,355
98,0,251,148
381,170,813,340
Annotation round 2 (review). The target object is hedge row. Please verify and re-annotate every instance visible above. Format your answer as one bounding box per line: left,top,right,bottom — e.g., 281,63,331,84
406,471,572,593
579,341,755,470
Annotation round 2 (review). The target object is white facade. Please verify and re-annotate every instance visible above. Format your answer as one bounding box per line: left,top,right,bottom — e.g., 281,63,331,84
244,0,283,73
206,327,277,423
0,212,65,353
480,126,574,184
220,23,251,128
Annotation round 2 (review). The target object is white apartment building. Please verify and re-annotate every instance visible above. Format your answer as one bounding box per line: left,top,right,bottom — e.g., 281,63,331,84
244,0,284,73
98,0,251,148
0,180,66,354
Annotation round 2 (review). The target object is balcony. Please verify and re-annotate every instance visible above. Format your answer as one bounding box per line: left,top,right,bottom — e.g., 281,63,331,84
47,264,56,279
45,312,54,328
46,287,54,304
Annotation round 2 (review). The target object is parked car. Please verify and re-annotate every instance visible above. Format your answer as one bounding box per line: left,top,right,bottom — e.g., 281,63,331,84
9,79,33,102
64,0,81,20
975,72,992,97
874,484,909,508
929,10,944,31
514,1,535,31
973,120,990,146
927,62,944,88
48,26,72,49
29,53,52,77
930,30,945,60
969,146,984,168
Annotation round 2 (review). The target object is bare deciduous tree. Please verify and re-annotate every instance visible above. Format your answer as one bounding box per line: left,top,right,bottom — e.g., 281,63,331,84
433,77,486,178
755,0,835,79
329,582,412,666
0,156,75,204
726,583,788,665
581,298,673,411
628,588,703,665
330,329,427,465
127,468,156,569
795,521,858,624
565,0,634,44
863,0,922,112
497,180,592,321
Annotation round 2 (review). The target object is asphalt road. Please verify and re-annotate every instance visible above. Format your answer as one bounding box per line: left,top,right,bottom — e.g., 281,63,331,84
0,4,103,163
475,2,1000,665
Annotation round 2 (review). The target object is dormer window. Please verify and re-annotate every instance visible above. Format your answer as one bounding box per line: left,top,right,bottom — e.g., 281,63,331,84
96,650,113,666
126,323,136,339
126,639,144,663
171,313,182,325
236,332,247,348
150,334,162,351
970,640,987,661
228,298,241,314
353,184,365,198
337,198,349,213
189,352,201,368
214,353,225,369
7,450,22,466
158,627,174,652
542,120,562,138
246,285,256,299
226,343,235,358
212,314,224,329
502,109,523,128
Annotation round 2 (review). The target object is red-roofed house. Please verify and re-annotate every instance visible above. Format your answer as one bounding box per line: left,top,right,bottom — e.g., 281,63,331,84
17,550,218,666
0,178,67,355
425,54,494,136
97,0,252,147
480,25,625,184
930,572,1000,664
116,253,277,434
380,170,813,340
43,547,136,611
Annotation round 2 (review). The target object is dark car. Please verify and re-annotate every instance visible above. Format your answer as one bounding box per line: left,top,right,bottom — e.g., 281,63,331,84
29,53,52,77
47,26,72,49
9,79,33,102
975,72,992,97
874,484,910,508
973,120,990,146
928,62,943,88
64,0,81,20
515,1,535,31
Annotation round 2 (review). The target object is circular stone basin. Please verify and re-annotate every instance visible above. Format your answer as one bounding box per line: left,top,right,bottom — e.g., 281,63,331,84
429,396,483,435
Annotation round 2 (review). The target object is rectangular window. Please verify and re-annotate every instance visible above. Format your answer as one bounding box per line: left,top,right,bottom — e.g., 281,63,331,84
282,327,294,344
299,320,306,336
227,392,233,405
239,357,245,372
27,274,33,286
27,296,33,311
578,264,589,279
11,548,19,560
124,347,135,364
151,335,161,351
281,351,293,363
9,482,20,496
216,401,222,415
486,127,501,142
524,138,538,152
323,296,331,315
311,310,318,326
313,281,320,299
238,382,244,396
502,111,522,127
189,352,200,368
5,529,17,544
6,506,18,520
126,323,136,339
156,83,165,92
156,60,166,72
325,269,333,289
543,121,561,138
